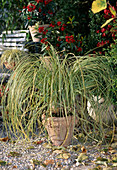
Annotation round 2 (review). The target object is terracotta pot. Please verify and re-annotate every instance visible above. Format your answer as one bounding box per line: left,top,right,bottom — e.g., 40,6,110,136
42,115,75,147
28,24,49,42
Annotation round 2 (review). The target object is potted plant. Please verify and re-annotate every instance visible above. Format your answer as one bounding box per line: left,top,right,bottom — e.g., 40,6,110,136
2,48,77,146
2,45,111,145
19,0,56,42
1,49,27,70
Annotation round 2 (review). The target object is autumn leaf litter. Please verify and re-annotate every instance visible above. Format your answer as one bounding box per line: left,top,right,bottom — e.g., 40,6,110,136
0,122,117,169
0,135,117,170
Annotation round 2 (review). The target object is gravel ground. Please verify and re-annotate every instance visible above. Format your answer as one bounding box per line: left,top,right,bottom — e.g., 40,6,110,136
0,137,102,170
0,120,117,170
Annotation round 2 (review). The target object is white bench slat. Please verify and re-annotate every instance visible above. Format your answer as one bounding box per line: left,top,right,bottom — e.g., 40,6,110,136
0,48,28,51
2,30,29,34
0,30,29,55
0,38,26,42
0,42,25,47
0,33,27,38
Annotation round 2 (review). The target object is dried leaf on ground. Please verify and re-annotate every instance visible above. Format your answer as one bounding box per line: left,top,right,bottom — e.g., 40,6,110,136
43,143,52,149
26,146,35,150
30,159,46,168
76,153,88,162
31,159,41,165
112,155,117,162
0,160,7,166
53,149,63,154
81,146,87,153
111,142,117,148
8,151,22,157
44,159,54,166
95,161,108,167
56,152,71,159
95,157,108,167
112,162,117,167
96,157,108,162
55,162,62,168
0,136,10,142
33,140,43,145
12,165,17,168
71,144,81,152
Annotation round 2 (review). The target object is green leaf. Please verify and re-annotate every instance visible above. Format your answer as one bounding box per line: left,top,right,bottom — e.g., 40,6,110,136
0,160,7,166
96,157,108,162
69,17,72,22
101,18,114,28
8,151,22,157
31,159,41,165
76,153,88,162
56,152,71,159
109,6,116,17
112,156,117,163
91,0,107,14
67,21,71,24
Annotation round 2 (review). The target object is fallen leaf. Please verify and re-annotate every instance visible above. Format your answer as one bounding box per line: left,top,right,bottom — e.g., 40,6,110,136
79,133,85,138
96,157,108,162
43,143,52,149
62,153,71,159
44,159,54,166
26,146,35,150
56,162,62,168
33,140,43,145
101,148,108,154
109,149,117,154
77,153,88,162
111,142,117,148
56,152,71,159
93,165,103,170
112,156,117,162
0,137,10,142
8,151,22,157
0,160,7,166
81,146,87,153
71,144,81,152
95,161,108,167
31,159,41,165
30,159,46,168
12,165,17,168
53,149,63,154
112,162,117,167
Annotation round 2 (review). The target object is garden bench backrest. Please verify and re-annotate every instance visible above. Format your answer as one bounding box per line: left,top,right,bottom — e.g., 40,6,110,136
0,30,29,55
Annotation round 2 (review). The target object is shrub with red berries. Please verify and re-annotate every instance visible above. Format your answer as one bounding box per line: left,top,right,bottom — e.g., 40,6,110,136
19,0,56,27
88,2,117,54
36,18,86,55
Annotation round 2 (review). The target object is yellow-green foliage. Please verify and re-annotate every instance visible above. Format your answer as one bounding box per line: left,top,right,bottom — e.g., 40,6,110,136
91,0,107,14
91,0,116,28
1,49,26,65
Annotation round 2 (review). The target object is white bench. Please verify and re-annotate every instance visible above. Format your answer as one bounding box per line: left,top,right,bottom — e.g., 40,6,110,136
0,30,29,55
